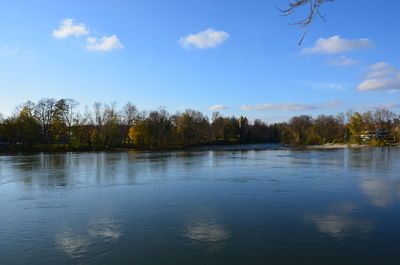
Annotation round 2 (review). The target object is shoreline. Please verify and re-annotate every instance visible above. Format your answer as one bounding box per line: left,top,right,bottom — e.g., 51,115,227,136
1,142,399,154
305,143,398,149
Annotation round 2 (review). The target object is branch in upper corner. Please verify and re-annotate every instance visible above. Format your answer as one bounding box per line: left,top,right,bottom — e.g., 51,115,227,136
279,0,334,45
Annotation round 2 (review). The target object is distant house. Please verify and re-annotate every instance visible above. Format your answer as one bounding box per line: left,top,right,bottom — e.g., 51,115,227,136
359,131,374,142
376,129,390,139
359,129,391,142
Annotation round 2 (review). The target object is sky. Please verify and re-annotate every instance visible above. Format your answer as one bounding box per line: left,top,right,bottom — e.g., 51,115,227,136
0,0,399,122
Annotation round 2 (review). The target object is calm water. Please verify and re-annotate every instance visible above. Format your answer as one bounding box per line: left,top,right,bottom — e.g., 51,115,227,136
1,146,400,264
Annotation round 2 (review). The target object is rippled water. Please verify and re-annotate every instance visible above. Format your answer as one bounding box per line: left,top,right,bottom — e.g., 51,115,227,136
1,146,400,264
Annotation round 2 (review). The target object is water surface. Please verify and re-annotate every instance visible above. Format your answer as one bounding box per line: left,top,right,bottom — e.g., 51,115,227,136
1,146,400,264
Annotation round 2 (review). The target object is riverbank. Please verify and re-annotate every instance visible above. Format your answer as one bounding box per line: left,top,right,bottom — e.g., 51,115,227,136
306,143,399,149
0,142,282,153
1,142,398,154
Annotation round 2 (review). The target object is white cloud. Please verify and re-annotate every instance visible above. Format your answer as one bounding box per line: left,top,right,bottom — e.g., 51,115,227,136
53,19,123,52
209,105,229,111
241,102,317,112
86,35,124,51
356,103,400,110
357,79,397,91
323,100,343,109
179,28,229,49
357,62,400,91
302,35,373,54
327,55,359,66
366,62,395,78
53,18,89,38
369,62,391,71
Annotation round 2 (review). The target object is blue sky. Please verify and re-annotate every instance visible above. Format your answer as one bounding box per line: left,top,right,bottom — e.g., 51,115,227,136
0,0,399,122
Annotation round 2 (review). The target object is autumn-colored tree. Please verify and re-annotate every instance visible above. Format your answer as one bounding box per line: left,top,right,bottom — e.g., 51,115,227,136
349,112,363,144
5,106,41,146
128,121,148,147
1,98,399,151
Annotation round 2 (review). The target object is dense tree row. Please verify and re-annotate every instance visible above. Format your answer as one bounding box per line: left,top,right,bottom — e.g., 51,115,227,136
0,98,279,150
0,99,399,151
281,110,400,145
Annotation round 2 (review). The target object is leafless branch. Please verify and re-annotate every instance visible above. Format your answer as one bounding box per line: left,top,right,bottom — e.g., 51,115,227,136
279,0,334,45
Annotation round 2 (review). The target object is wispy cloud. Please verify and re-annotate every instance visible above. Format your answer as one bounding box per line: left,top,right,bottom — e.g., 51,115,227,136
356,103,400,110
0,47,18,56
302,35,373,55
366,62,395,78
241,102,317,112
323,100,343,109
327,55,359,66
209,105,229,111
241,100,343,112
86,35,124,51
179,28,229,49
53,18,89,38
313,83,346,91
357,62,400,91
297,81,346,91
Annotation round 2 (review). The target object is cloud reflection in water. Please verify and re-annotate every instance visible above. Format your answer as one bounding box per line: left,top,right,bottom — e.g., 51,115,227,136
55,217,122,259
55,231,90,259
308,215,373,238
183,209,231,253
88,217,122,242
361,178,400,207
185,221,230,242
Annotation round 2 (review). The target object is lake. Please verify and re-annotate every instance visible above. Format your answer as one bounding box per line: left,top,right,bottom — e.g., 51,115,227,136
1,146,400,264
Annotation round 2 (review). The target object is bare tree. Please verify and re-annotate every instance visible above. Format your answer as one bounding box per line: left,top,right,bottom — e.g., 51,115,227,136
34,98,57,144
374,108,396,132
345,109,354,124
280,0,334,45
93,102,103,126
63,99,79,128
122,102,138,126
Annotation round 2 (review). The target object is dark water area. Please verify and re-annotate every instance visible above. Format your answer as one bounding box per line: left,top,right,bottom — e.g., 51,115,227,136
1,146,400,264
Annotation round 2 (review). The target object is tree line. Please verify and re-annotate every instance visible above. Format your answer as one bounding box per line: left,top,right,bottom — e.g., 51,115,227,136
281,109,400,146
0,98,279,151
0,98,399,151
